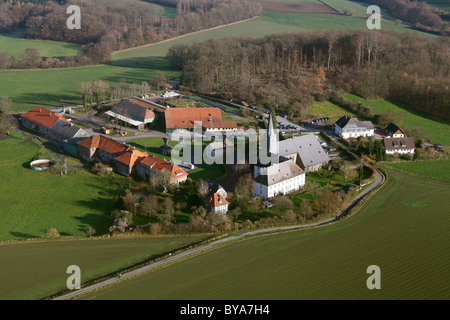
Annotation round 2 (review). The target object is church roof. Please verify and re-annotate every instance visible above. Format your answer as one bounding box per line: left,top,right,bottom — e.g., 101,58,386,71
254,160,304,186
279,134,330,169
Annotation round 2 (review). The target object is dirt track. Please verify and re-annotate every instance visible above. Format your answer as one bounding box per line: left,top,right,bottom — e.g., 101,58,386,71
258,1,339,14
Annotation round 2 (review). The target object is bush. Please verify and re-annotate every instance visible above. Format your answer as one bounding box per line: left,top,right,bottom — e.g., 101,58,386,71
91,162,111,175
46,228,60,239
342,7,355,16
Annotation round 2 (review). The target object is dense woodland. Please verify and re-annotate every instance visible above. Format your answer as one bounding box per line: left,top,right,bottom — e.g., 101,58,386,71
365,0,449,35
167,29,450,122
0,0,262,68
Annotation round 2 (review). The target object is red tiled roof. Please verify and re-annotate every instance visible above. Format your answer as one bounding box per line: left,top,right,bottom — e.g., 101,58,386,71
139,155,188,178
77,134,130,157
165,108,237,130
205,193,229,208
115,149,148,167
21,107,70,129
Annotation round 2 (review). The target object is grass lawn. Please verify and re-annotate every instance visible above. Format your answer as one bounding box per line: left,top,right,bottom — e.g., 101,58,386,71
0,235,210,300
78,169,450,300
308,100,356,123
0,30,81,58
344,94,450,146
0,132,128,241
385,160,450,183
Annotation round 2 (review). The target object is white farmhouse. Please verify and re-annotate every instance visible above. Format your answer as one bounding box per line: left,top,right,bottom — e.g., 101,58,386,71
335,115,374,139
383,137,415,156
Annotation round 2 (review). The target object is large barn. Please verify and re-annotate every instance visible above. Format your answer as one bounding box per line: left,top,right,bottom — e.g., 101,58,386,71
164,108,237,134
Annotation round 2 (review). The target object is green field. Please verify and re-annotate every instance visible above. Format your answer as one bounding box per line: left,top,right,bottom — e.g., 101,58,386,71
78,169,450,300
0,30,81,58
386,160,450,183
344,94,450,146
0,132,127,241
0,235,209,300
0,58,179,112
262,0,430,34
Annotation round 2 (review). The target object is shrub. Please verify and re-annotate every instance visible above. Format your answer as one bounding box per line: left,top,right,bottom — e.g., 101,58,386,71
46,228,60,239
342,7,355,16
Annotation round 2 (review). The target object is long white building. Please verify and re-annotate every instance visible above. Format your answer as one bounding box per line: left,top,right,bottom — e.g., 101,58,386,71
335,115,374,139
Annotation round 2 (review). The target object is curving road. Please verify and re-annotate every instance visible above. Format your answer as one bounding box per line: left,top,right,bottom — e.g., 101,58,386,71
54,170,383,300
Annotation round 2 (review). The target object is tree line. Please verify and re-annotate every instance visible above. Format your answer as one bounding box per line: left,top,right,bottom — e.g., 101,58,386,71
0,0,262,69
167,29,450,121
363,0,449,36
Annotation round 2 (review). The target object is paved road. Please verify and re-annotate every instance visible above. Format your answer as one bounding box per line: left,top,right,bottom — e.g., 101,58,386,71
54,169,384,300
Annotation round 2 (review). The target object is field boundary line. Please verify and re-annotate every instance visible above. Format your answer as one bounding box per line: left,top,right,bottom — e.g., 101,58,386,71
112,16,259,57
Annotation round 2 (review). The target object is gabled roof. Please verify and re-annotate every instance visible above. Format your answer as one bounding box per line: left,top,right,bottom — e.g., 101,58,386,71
110,100,156,122
279,134,330,169
336,115,373,130
385,123,405,135
139,155,188,178
383,137,415,150
77,134,130,157
165,108,237,130
335,115,351,128
21,107,70,129
50,119,88,140
115,149,148,167
130,98,166,112
205,193,229,208
254,160,304,186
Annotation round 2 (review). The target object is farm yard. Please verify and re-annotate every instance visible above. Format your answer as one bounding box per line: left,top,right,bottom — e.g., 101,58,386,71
77,169,450,300
0,235,210,300
125,137,227,181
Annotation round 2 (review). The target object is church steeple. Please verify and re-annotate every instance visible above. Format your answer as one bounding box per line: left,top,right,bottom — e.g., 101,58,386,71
267,112,278,157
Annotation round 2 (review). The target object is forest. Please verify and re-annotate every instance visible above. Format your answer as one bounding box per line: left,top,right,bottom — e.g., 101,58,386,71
0,0,262,68
364,0,449,36
167,29,450,122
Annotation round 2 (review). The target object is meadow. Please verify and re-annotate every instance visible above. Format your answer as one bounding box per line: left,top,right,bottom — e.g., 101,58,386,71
307,100,357,123
344,94,450,146
0,30,81,58
0,235,209,300
78,169,450,300
0,132,128,241
0,58,179,112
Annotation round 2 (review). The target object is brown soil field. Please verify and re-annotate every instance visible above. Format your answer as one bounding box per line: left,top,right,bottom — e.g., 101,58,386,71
258,1,339,14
